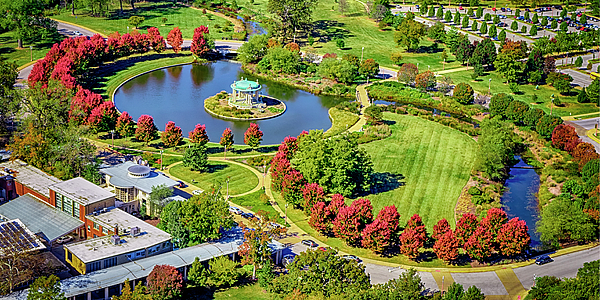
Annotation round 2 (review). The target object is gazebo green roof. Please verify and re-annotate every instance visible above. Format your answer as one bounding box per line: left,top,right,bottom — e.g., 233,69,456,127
231,78,261,91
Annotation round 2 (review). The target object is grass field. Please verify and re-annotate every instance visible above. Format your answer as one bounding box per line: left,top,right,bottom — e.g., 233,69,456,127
52,1,235,39
169,161,259,195
360,113,477,230
184,283,272,300
324,107,360,137
230,189,285,224
0,31,63,67
445,70,598,117
236,0,463,71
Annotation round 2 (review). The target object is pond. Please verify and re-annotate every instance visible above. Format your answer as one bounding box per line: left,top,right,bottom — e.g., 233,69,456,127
500,156,542,247
113,61,345,145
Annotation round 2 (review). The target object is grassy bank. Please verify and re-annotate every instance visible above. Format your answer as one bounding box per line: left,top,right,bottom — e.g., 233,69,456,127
169,161,259,195
360,113,477,229
230,189,285,224
51,1,235,39
0,31,64,67
324,107,360,137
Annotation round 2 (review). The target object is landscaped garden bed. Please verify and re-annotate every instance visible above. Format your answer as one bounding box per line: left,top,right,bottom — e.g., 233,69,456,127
204,91,286,120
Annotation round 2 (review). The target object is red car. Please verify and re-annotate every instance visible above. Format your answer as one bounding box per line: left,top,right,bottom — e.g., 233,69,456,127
459,6,464,10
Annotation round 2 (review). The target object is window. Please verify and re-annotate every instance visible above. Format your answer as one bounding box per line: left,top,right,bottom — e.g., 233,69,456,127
102,228,108,235
93,223,99,230
87,225,91,232
55,194,62,210
67,251,72,261
135,250,145,258
63,197,73,215
73,204,80,218
87,261,101,273
103,257,117,268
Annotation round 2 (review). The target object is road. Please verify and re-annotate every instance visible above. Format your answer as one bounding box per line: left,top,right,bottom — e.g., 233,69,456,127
286,241,600,296
568,117,600,153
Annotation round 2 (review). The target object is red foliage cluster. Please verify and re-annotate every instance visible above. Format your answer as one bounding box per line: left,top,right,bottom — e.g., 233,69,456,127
243,123,263,148
161,121,183,148
189,124,209,145
167,27,183,53
433,230,460,262
135,115,157,144
361,219,392,253
571,142,600,169
301,183,325,213
376,205,400,233
398,227,425,259
69,87,103,125
322,53,338,59
116,111,135,137
190,26,211,58
551,124,581,152
432,218,451,241
88,101,118,133
455,213,479,246
496,217,530,257
147,265,183,300
333,205,363,245
147,27,166,53
309,201,331,232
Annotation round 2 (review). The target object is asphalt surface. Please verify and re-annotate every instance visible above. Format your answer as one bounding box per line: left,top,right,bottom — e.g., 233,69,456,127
571,117,600,130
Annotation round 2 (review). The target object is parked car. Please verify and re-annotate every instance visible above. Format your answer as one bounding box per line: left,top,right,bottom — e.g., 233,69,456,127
177,181,186,188
497,22,507,27
317,247,327,251
499,14,507,19
73,31,83,36
301,239,318,247
192,189,204,195
241,212,254,219
342,255,362,263
535,255,553,265
458,6,464,10
229,206,243,214
282,254,295,267
56,236,73,244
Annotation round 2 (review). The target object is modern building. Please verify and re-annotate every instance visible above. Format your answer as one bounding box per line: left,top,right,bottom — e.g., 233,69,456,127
0,160,62,203
64,207,172,275
229,78,265,109
49,177,117,239
99,161,178,214
0,219,46,257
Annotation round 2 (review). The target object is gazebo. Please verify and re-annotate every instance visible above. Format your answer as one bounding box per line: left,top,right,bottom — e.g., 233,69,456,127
229,78,265,109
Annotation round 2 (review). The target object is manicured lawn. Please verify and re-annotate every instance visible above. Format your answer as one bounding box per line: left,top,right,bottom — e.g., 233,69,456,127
360,113,477,230
184,283,272,300
52,1,235,39
0,31,64,67
324,107,360,137
445,70,598,117
230,189,285,224
236,0,463,71
169,161,259,195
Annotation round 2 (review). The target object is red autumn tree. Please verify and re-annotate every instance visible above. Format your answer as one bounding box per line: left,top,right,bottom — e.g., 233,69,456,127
147,27,166,53
432,218,451,241
190,26,211,59
397,63,418,84
301,183,325,213
280,170,305,207
116,111,135,137
572,142,600,169
167,27,183,53
398,227,424,259
284,42,300,52
433,230,460,262
189,124,209,145
244,123,263,149
361,219,391,253
327,194,346,216
463,226,493,261
220,128,234,159
406,214,428,241
333,206,362,245
455,213,479,246
147,264,183,300
135,114,158,144
350,198,374,226
50,57,76,89
497,217,530,257
88,101,119,133
415,70,436,90
480,208,508,243
69,87,103,125
376,205,400,235
28,58,52,87
270,152,291,191
278,136,298,159
161,121,183,148
552,124,581,152
309,201,330,232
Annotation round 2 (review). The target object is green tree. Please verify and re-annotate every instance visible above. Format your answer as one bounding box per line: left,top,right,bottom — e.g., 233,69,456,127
112,279,151,300
560,20,568,32
359,58,380,78
177,189,233,247
436,7,444,19
187,257,210,286
209,256,241,287
511,20,518,31
551,19,558,29
0,0,57,48
574,56,583,68
335,38,345,49
427,22,446,42
27,275,65,300
532,13,539,24
484,13,491,22
128,16,145,29
489,93,515,117
183,144,208,172
488,24,497,38
292,130,373,196
462,15,470,28
262,47,301,74
471,20,478,31
394,19,426,52
521,25,527,34
480,21,488,35
428,5,435,17
537,196,597,246
498,29,506,41
157,201,188,248
148,184,173,217
237,34,269,63
476,7,483,18
271,248,370,297
529,25,537,36
463,286,485,300
317,58,357,84
445,10,452,23
535,114,562,139
444,282,465,299
454,11,461,24
364,105,383,125
267,0,317,40
453,82,474,104
0,61,19,133
587,78,599,103
475,117,515,180
494,48,524,83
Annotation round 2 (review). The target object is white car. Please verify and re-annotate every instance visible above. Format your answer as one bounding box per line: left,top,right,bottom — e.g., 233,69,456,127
192,189,204,195
56,236,73,244
229,206,243,214
73,31,83,36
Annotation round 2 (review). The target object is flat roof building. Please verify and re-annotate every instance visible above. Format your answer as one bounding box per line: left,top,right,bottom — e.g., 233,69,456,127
0,160,62,203
64,207,172,274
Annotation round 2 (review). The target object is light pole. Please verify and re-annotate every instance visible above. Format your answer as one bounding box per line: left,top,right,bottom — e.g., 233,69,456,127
226,177,230,199
285,203,288,226
417,62,420,71
488,78,492,94
361,47,364,64
30,46,33,61
127,26,129,33
533,274,536,287
550,94,554,116
442,276,445,295
111,130,115,147
443,58,446,70
160,149,163,170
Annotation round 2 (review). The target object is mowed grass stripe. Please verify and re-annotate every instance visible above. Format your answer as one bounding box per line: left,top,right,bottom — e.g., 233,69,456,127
361,113,476,230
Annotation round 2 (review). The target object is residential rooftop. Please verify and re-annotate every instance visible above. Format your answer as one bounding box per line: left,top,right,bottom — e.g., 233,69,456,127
50,177,115,206
99,161,178,194
64,207,171,263
0,159,61,198
0,194,83,242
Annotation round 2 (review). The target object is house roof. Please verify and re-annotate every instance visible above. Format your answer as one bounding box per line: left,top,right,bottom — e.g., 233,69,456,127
99,161,178,193
231,78,261,91
65,207,171,263
0,194,83,242
50,177,115,206
0,160,62,198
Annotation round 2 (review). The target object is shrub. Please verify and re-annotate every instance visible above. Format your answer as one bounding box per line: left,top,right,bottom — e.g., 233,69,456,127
453,82,474,104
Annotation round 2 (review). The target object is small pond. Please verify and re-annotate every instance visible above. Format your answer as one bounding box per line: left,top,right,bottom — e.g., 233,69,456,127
113,61,345,144
500,156,542,247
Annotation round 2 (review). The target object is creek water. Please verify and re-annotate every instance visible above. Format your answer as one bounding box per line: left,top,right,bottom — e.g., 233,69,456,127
500,156,542,247
113,60,345,145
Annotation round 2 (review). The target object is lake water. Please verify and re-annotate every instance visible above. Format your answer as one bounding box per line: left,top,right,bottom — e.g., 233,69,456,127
500,156,542,247
113,61,344,145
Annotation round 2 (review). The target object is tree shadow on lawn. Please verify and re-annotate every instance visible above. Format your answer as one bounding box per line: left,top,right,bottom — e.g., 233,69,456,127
368,172,405,194
312,20,352,43
206,145,279,155
207,163,229,173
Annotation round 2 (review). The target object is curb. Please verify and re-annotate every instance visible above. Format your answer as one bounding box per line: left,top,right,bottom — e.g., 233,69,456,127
586,129,600,143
